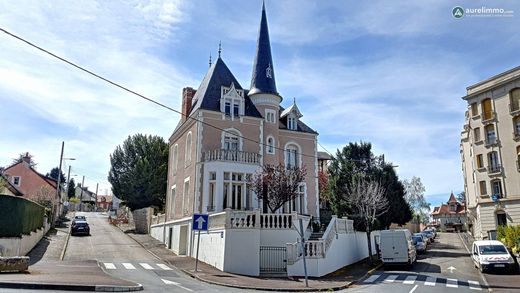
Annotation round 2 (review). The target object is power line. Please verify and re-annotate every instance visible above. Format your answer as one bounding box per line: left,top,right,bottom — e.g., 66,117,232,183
0,27,350,161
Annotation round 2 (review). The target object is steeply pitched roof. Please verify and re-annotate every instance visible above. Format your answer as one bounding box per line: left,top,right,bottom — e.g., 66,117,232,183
278,106,318,134
249,2,278,96
448,193,457,203
189,57,262,118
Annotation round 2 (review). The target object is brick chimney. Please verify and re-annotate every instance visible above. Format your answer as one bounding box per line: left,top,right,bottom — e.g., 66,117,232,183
21,152,32,164
182,87,196,122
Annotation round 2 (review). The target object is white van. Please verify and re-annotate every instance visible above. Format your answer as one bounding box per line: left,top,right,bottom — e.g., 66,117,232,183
380,229,417,266
471,240,517,273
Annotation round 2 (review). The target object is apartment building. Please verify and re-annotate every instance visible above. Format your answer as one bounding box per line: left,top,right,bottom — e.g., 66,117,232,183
460,66,520,240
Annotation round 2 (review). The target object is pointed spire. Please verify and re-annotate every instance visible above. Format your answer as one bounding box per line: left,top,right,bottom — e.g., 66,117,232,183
249,1,278,96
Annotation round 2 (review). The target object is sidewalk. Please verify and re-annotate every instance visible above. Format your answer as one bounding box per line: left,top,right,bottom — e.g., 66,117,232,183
123,229,380,291
0,213,143,292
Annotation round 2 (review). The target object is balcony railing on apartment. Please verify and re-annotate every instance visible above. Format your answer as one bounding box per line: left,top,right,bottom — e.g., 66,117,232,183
487,164,502,174
203,149,261,164
485,138,498,146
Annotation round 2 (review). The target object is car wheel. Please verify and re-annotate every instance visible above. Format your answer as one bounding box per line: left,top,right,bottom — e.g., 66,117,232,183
479,264,485,273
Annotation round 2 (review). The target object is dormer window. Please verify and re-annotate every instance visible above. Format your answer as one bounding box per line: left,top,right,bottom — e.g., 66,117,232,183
220,83,244,119
287,115,297,130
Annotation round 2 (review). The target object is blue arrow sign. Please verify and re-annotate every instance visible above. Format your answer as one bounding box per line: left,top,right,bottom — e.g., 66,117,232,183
192,214,209,231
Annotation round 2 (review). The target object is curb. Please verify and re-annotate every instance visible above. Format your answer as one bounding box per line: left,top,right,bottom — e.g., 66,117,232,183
353,262,383,285
0,281,143,292
181,269,353,292
60,224,72,261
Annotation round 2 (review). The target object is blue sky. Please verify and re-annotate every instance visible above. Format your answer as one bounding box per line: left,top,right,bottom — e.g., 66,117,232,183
1,1,519,205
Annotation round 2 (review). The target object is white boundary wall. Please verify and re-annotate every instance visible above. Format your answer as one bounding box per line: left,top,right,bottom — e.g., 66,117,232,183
0,219,50,257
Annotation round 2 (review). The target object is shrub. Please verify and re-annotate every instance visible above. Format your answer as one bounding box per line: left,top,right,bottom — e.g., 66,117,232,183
497,225,520,254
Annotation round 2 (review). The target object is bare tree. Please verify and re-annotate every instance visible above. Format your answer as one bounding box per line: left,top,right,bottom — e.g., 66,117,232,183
250,164,306,213
346,178,389,264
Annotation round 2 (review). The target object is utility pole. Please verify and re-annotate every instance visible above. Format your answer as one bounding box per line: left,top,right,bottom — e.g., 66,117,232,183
79,175,85,212
56,141,64,221
66,165,71,197
95,183,99,212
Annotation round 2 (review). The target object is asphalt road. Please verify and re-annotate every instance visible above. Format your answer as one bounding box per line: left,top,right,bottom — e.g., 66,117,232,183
350,232,491,293
64,212,250,293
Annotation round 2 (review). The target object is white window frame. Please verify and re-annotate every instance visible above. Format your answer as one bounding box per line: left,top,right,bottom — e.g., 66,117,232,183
284,142,302,168
185,132,192,167
265,109,276,124
208,172,216,212
220,84,244,119
221,128,242,151
172,144,178,175
287,114,297,130
183,177,190,215
13,176,21,186
170,185,176,218
266,136,275,154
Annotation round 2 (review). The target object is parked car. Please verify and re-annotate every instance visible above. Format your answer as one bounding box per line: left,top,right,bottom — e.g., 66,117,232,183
71,220,90,236
471,240,516,273
413,235,427,254
422,230,435,243
380,229,417,266
414,233,429,248
72,215,86,225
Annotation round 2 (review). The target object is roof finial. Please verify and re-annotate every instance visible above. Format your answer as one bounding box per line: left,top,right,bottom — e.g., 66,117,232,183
262,0,266,11
218,41,222,58
293,97,296,105
209,52,212,67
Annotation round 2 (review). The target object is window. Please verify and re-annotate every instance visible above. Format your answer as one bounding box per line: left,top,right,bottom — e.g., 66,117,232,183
511,88,520,112
517,146,520,170
474,127,481,142
449,204,456,212
476,154,484,169
233,101,240,117
13,176,21,186
497,212,507,226
172,144,178,174
287,116,297,130
514,117,520,136
481,98,493,120
491,180,503,198
170,186,176,217
183,179,190,215
265,109,276,123
487,151,499,171
485,125,496,145
471,103,479,116
223,131,240,151
208,172,216,212
285,144,299,168
266,136,275,154
220,84,244,119
479,181,487,195
222,172,251,210
225,101,231,115
185,132,192,166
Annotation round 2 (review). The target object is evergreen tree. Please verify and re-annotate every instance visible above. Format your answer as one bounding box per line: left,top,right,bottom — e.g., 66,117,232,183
67,178,76,198
47,167,66,185
108,134,168,211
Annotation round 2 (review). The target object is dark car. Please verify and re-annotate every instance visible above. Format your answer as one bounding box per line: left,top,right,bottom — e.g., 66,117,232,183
72,215,86,225
71,220,90,236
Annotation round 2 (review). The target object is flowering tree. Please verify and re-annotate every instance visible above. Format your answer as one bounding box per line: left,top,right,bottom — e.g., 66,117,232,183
250,164,306,213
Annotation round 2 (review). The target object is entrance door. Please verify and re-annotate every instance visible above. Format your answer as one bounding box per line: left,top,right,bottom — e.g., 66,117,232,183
179,225,188,255
497,213,507,226
168,227,173,249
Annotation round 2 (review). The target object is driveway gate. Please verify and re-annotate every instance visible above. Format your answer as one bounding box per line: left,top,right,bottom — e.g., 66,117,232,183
259,246,287,274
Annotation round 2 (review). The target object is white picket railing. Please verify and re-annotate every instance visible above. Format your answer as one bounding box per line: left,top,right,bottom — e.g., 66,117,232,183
226,210,303,229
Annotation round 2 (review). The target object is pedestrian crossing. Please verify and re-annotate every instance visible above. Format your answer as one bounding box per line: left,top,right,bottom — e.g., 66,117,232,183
103,262,173,271
363,273,482,290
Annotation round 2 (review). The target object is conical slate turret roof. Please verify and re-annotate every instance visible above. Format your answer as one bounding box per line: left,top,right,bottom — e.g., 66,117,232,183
249,2,278,96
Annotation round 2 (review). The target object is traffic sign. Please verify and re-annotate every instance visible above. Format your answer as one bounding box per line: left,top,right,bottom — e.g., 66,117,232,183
192,214,209,231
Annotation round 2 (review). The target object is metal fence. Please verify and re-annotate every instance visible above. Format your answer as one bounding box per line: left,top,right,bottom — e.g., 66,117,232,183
260,246,287,274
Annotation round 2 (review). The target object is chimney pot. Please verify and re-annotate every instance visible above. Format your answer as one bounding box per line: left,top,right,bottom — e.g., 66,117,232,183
182,87,196,122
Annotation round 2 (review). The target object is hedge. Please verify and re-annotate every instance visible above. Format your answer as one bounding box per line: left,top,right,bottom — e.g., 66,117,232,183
0,194,46,237
497,224,520,255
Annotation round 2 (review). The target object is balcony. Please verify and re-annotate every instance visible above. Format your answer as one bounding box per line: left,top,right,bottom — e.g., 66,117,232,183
485,138,499,147
203,149,261,164
487,164,502,175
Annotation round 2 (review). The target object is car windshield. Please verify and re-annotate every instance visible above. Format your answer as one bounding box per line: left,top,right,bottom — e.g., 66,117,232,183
479,245,507,255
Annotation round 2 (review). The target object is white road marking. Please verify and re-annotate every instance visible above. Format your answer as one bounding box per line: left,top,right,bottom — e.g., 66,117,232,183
384,275,398,283
363,274,380,283
157,263,172,270
122,263,136,270
409,284,418,293
139,263,154,270
468,280,482,291
161,279,193,291
403,275,417,284
424,276,436,286
103,263,116,270
446,278,458,288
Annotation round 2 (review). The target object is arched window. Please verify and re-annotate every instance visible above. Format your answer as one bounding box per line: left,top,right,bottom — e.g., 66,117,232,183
185,132,192,166
511,88,520,112
222,129,241,151
285,143,300,168
266,136,275,154
172,144,178,174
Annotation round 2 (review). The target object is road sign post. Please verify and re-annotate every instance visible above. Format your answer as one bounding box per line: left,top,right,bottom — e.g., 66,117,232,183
192,214,209,272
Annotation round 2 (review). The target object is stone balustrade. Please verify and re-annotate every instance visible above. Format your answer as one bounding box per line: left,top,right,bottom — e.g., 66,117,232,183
203,149,261,164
